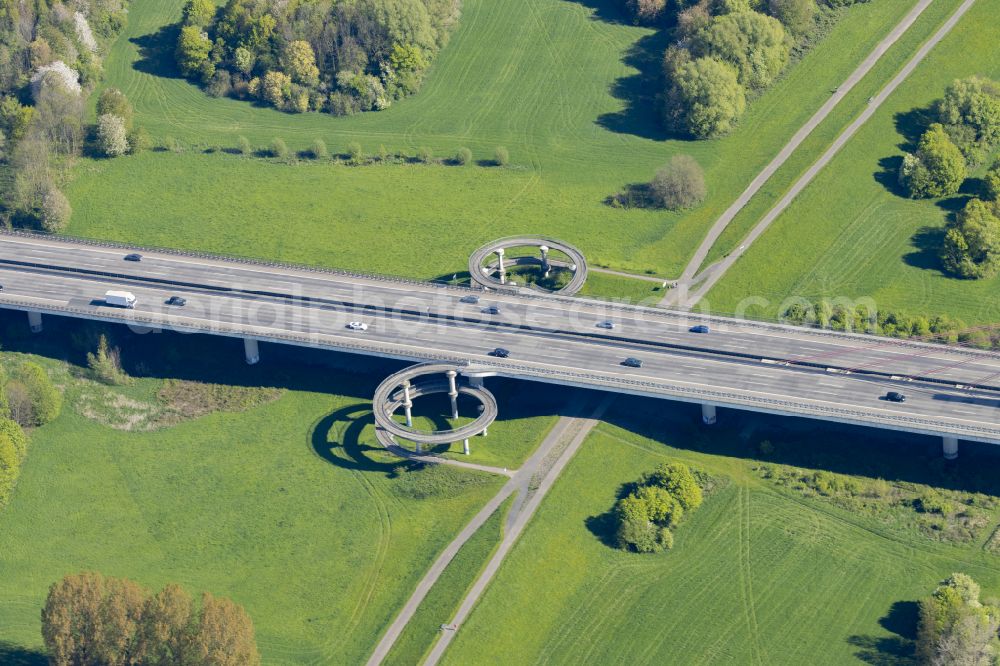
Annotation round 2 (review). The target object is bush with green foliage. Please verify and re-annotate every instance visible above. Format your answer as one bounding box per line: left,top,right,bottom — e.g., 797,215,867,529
97,113,129,157
766,0,815,36
935,76,1000,166
86,335,131,386
174,0,459,114
690,11,790,91
455,147,472,165
6,362,62,427
270,137,289,159
237,135,252,156
984,160,1000,202
665,57,746,138
40,185,72,232
494,146,510,167
899,123,966,198
650,155,707,209
347,141,364,165
916,574,1000,664
0,417,29,508
612,461,708,554
940,198,1000,279
417,146,434,163
310,138,328,160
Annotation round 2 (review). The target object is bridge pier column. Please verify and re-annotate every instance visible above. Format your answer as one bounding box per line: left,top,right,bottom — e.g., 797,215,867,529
27,311,42,333
244,338,260,365
702,403,717,425
402,381,413,428
463,438,470,455
496,248,506,284
539,244,550,277
447,370,459,419
943,436,959,460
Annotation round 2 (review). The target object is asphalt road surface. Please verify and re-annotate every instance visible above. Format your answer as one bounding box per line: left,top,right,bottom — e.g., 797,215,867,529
0,235,997,443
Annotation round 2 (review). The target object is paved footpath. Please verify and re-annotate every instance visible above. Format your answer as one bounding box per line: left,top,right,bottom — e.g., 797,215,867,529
365,396,610,665
422,396,614,665
660,0,942,307
675,0,977,308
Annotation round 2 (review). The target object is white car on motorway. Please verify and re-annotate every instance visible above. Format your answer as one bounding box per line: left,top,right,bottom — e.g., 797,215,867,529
346,321,368,331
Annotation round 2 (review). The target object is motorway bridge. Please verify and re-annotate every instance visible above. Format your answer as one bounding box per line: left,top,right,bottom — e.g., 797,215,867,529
0,233,998,456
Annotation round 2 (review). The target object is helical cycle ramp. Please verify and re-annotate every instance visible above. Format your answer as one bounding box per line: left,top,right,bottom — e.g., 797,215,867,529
468,236,588,295
372,362,498,456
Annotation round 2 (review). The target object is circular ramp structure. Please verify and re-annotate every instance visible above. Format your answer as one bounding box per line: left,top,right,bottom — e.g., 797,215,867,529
372,363,498,454
469,237,588,295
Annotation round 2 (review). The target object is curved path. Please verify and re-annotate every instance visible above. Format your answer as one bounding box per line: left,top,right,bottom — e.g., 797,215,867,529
469,236,588,295
372,362,498,446
661,0,944,307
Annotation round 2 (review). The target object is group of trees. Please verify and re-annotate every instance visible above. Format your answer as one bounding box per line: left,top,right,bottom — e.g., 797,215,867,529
645,0,837,138
916,573,1000,665
0,0,131,230
781,298,998,348
613,461,704,553
175,0,459,115
0,360,61,509
42,571,260,666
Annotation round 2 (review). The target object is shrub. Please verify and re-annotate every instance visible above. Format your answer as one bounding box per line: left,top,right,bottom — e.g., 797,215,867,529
767,0,815,36
644,462,703,511
634,485,684,526
96,88,133,129
0,418,28,507
917,492,954,515
616,518,673,553
346,141,363,164
7,362,61,427
163,136,183,153
309,138,328,159
97,114,129,157
87,335,130,385
417,146,433,163
270,138,289,159
40,185,71,232
237,135,252,156
689,11,790,90
985,160,1000,201
455,147,472,165
665,57,746,138
494,146,509,167
650,154,707,209
377,144,389,161
127,127,152,154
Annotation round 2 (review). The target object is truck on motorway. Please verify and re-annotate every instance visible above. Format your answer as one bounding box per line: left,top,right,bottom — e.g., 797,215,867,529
105,290,136,308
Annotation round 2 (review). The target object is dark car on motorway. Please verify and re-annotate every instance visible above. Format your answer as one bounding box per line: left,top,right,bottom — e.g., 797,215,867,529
689,325,710,334
460,295,480,304
885,391,906,403
482,306,500,315
165,296,187,306
596,320,615,330
622,357,642,368
124,253,142,262
491,348,510,358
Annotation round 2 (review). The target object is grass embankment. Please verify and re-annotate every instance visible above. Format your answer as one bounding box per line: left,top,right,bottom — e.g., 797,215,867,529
0,315,531,664
705,0,1000,325
66,0,921,284
442,398,1000,664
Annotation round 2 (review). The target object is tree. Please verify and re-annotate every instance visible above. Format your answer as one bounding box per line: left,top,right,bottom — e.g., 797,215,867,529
985,160,1000,201
282,41,319,86
40,183,71,232
188,593,261,666
346,141,363,164
650,154,707,209
494,145,509,166
310,138,328,159
176,25,212,79
138,584,194,665
937,76,1000,149
767,0,815,36
233,47,255,78
644,462,703,511
623,0,667,23
940,198,1000,279
97,114,129,157
900,123,966,198
269,137,289,159
182,0,216,27
96,88,133,129
633,485,683,526
0,419,28,507
691,11,790,90
455,147,472,165
616,518,670,553
260,70,292,108
237,135,252,156
666,57,746,138
9,362,61,426
87,335,130,385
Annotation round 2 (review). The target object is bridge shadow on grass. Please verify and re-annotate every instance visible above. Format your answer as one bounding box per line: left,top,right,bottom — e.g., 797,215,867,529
131,24,182,78
848,600,919,665
0,642,47,666
600,394,1000,498
310,403,423,477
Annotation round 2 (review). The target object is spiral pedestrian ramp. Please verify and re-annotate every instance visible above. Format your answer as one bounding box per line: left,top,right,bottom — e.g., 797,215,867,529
468,237,588,295
372,363,498,449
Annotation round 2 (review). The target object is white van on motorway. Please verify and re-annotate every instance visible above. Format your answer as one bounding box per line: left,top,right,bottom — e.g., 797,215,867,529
105,290,137,308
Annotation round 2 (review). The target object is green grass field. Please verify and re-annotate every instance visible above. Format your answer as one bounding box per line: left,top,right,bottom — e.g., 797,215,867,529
441,400,1000,664
0,319,538,664
63,0,925,283
705,0,1000,325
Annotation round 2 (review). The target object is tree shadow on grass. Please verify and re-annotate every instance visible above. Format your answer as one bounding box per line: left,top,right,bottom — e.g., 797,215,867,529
847,600,919,665
131,24,182,78
597,29,674,141
902,225,946,273
0,642,47,666
874,155,906,197
893,105,936,153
